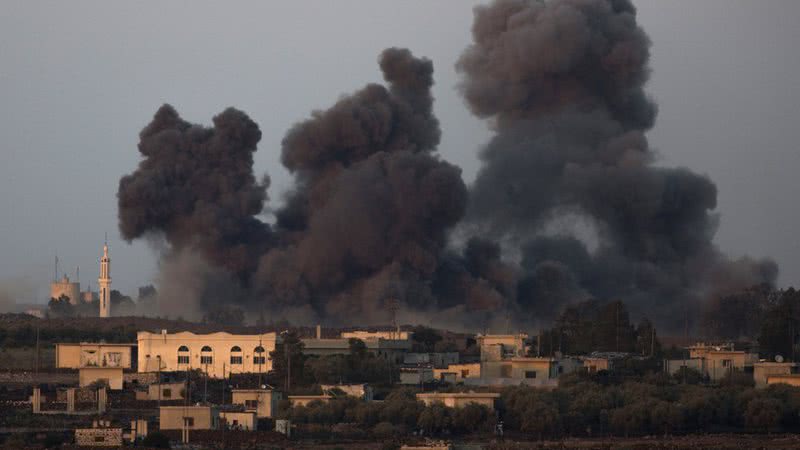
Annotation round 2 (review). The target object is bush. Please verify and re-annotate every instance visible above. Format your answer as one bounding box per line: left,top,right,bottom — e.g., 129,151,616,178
141,432,171,448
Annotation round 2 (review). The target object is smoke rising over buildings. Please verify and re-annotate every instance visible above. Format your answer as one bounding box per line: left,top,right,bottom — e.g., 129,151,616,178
117,0,776,330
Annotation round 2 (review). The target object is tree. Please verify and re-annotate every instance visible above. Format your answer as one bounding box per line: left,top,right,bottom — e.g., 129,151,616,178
270,330,308,390
744,397,782,433
141,431,171,448
411,326,442,352
48,294,74,317
758,288,800,361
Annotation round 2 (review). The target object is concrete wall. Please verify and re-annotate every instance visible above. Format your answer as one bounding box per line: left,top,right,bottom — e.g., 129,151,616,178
74,428,123,447
754,363,798,388
417,393,499,410
288,395,332,407
79,367,123,390
433,363,481,383
159,406,217,430
137,331,277,379
55,343,134,369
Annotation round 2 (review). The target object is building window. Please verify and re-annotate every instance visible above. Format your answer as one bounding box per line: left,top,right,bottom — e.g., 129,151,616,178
245,399,258,409
230,346,243,365
461,370,470,378
500,364,512,378
722,359,732,368
178,346,190,365
525,371,537,379
253,346,266,365
94,436,105,443
184,417,194,427
163,389,172,398
201,346,213,365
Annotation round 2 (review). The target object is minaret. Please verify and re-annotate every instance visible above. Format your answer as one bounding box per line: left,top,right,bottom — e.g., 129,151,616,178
98,239,111,318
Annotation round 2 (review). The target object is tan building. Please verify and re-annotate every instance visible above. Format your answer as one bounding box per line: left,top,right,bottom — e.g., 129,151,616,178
416,392,500,410
51,274,81,305
136,381,186,401
477,334,529,361
288,395,332,407
767,374,800,387
231,389,282,418
220,411,258,430
665,344,759,381
433,363,481,383
159,405,218,430
79,367,123,390
400,367,434,385
137,331,278,378
341,330,412,340
754,362,799,388
302,336,411,363
55,342,135,369
482,357,558,380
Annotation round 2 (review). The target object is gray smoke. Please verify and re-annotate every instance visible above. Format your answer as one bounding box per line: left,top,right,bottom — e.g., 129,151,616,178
456,0,776,328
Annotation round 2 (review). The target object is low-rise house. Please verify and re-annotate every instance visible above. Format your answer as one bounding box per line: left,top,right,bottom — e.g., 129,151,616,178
79,366,123,390
664,344,759,381
288,395,332,407
767,374,800,387
477,334,528,362
320,384,373,401
220,411,258,430
56,342,136,369
433,363,481,383
231,389,282,418
135,381,186,401
159,405,218,430
302,335,411,363
754,362,800,388
416,392,500,410
341,330,411,340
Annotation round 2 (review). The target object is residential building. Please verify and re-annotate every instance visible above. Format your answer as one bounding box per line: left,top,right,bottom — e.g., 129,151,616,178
404,352,459,367
433,363,481,383
135,381,186,401
231,389,282,418
302,335,411,363
754,362,800,388
55,342,135,369
74,421,123,447
137,331,278,378
341,330,411,340
477,334,529,361
416,392,500,410
664,344,759,381
159,405,218,430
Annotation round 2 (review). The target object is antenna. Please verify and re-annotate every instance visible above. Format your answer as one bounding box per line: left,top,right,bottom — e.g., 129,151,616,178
104,231,108,246
76,266,80,283
387,298,400,339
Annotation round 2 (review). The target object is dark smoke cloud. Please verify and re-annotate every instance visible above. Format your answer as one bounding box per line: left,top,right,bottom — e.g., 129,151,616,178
118,104,273,312
456,0,776,328
117,2,777,330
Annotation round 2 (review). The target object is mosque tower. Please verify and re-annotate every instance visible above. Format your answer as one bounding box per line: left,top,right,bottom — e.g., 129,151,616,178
98,239,111,318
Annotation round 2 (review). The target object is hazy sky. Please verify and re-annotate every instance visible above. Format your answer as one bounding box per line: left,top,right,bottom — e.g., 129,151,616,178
1,1,799,304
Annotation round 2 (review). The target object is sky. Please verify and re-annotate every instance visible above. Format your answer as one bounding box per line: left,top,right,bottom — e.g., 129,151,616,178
1,0,799,305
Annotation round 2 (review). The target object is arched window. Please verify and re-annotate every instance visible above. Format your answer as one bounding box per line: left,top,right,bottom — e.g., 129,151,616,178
200,346,213,365
253,346,266,366
230,346,243,365
177,346,190,365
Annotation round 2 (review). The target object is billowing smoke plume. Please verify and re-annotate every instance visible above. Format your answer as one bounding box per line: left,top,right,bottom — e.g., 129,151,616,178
456,0,776,328
118,1,777,330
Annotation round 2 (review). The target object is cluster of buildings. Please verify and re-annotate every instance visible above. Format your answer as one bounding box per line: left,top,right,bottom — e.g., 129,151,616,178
663,342,800,387
25,324,800,446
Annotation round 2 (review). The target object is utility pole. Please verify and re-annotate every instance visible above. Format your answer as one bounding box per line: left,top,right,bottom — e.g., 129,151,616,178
157,355,162,411
651,326,656,358
387,298,400,340
615,302,620,353
286,343,291,392
35,326,40,374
